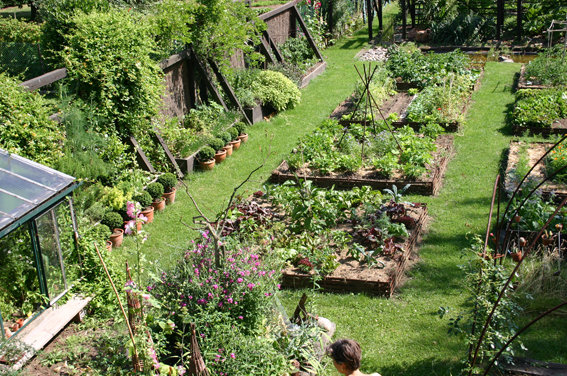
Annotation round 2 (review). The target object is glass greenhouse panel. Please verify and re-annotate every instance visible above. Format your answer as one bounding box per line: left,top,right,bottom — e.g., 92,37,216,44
36,210,67,303
0,227,43,340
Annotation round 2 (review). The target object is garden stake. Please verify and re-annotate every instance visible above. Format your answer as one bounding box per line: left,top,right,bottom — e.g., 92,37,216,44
354,65,403,153
481,301,567,376
499,135,567,250
468,196,567,375
93,242,142,372
468,175,500,364
189,323,209,376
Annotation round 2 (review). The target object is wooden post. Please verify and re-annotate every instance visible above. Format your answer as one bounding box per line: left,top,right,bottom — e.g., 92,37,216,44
328,0,334,35
410,0,416,28
378,0,383,30
190,49,228,111
401,0,407,40
259,36,277,65
153,131,183,177
128,136,156,173
496,0,504,40
293,5,324,62
263,30,284,63
517,0,523,41
367,0,373,41
207,59,253,126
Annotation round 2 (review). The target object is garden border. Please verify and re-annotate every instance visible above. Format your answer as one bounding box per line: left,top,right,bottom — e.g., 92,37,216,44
280,203,427,297
516,64,558,91
270,135,454,195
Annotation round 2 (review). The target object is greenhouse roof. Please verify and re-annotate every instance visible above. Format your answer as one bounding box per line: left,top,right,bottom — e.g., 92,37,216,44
0,149,78,238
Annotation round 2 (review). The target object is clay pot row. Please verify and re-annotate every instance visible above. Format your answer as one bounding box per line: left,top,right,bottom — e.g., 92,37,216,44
108,188,178,249
202,134,248,170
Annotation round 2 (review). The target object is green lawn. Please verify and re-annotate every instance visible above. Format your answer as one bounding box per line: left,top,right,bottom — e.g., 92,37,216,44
116,4,566,374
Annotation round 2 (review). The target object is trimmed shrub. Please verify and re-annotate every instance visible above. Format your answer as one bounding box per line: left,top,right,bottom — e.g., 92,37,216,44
253,70,301,112
196,146,215,162
133,191,153,208
146,182,165,201
101,211,124,231
217,131,232,145
228,127,239,141
234,121,247,135
209,138,226,153
157,172,177,193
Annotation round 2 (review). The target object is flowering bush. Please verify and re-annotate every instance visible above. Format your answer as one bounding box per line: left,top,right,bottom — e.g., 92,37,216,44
151,232,289,375
546,142,567,183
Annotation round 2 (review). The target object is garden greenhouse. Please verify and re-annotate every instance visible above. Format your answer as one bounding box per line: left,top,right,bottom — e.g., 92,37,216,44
0,148,80,343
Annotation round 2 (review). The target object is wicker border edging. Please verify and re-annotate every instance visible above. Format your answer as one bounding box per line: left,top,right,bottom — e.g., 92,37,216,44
270,135,454,196
280,205,427,297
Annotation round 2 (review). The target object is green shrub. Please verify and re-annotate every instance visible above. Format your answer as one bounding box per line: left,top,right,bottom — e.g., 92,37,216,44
157,172,177,193
234,121,247,135
253,70,301,111
217,131,232,145
133,191,153,208
0,18,41,43
228,126,239,141
196,146,215,162
61,10,163,140
101,211,124,231
278,36,315,68
146,182,164,201
230,69,261,108
0,72,64,167
209,137,225,152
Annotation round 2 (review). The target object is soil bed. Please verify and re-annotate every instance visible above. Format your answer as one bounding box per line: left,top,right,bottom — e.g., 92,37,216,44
514,121,567,136
505,141,567,201
271,135,454,196
517,64,562,90
280,203,427,297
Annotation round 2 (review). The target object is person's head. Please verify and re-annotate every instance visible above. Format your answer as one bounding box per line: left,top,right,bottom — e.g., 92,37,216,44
326,339,362,374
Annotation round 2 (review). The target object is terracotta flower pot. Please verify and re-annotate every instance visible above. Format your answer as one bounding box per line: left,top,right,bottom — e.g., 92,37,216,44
106,240,113,252
511,251,523,262
223,144,233,156
152,198,166,212
237,133,248,143
141,206,154,223
199,159,215,170
230,139,241,150
162,187,176,205
214,149,227,164
109,228,124,248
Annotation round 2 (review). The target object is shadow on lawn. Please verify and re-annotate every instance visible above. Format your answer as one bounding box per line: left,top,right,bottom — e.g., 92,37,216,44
369,357,463,376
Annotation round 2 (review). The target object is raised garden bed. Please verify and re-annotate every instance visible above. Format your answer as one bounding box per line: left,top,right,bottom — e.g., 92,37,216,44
505,141,567,201
280,203,427,297
271,135,454,195
299,61,326,89
513,123,567,136
244,102,276,124
517,64,555,90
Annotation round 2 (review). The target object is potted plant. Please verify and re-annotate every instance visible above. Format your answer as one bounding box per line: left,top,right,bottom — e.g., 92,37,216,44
102,212,124,248
158,172,178,205
228,127,241,150
196,146,216,170
234,121,248,143
209,137,227,164
146,182,166,212
218,131,233,156
133,191,154,223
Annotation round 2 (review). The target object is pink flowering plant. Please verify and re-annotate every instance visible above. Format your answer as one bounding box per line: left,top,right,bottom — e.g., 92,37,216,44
149,232,290,375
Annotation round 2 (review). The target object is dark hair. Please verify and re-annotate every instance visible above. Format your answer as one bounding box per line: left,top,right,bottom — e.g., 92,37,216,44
326,339,361,372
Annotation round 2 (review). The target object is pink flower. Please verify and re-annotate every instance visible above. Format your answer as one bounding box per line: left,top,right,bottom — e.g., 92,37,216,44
237,278,243,283
141,294,150,300
230,353,236,359
126,201,136,219
315,1,321,8
124,220,136,235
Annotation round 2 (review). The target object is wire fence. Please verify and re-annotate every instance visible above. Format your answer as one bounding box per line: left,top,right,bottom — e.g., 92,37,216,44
0,42,45,80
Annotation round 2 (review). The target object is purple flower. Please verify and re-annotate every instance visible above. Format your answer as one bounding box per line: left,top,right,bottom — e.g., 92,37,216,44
237,278,243,283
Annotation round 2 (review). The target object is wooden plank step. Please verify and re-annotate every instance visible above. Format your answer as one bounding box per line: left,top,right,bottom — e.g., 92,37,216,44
9,296,92,370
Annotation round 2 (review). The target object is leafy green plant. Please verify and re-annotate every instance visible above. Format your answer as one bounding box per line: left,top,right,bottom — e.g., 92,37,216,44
196,146,215,162
525,45,567,87
62,10,164,142
217,131,232,145
512,89,567,128
101,211,124,231
253,70,301,111
278,36,316,68
234,121,247,135
0,72,64,167
209,137,225,153
157,172,177,193
228,126,239,141
133,191,153,208
146,182,164,201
